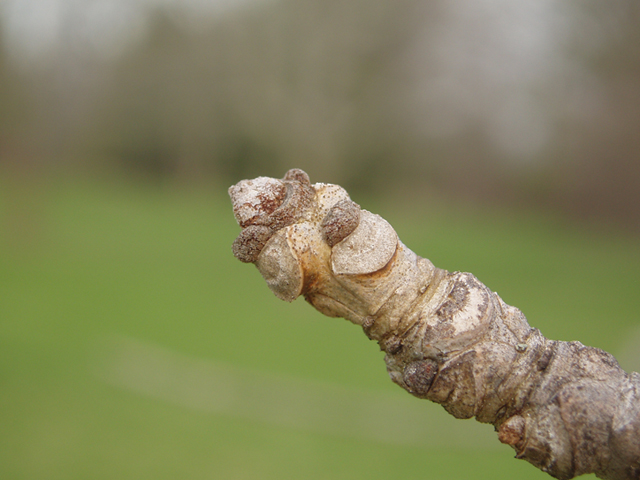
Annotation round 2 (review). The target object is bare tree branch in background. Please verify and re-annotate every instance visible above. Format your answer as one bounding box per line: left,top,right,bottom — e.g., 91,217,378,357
546,1,640,225
92,0,426,183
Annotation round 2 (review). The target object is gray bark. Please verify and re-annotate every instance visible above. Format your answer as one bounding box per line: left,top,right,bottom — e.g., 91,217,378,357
229,169,640,480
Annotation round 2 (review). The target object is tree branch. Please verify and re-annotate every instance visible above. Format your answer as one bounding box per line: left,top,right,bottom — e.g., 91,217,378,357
228,169,640,480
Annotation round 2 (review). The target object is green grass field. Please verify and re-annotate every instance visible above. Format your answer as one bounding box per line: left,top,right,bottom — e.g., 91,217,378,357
2,174,638,480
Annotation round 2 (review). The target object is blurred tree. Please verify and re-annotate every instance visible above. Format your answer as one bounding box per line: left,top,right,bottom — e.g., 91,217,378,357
546,1,640,227
0,23,28,159
93,0,431,186
0,21,46,251
8,0,640,228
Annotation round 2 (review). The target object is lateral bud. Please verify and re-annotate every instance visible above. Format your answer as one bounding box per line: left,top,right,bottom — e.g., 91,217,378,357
402,359,439,397
321,199,361,247
232,225,273,263
498,415,526,449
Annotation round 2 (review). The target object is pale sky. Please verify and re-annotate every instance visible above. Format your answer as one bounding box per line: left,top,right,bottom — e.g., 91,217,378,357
0,0,263,60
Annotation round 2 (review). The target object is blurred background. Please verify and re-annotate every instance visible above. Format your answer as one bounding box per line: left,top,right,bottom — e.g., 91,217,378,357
1,0,639,479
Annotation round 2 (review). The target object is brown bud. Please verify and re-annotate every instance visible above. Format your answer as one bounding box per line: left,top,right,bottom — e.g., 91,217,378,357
267,175,316,231
498,415,526,447
232,225,273,263
321,199,361,247
403,359,438,397
283,168,311,185
229,177,287,228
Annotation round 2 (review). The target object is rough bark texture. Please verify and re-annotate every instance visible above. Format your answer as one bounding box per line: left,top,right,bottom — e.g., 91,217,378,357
228,169,640,480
